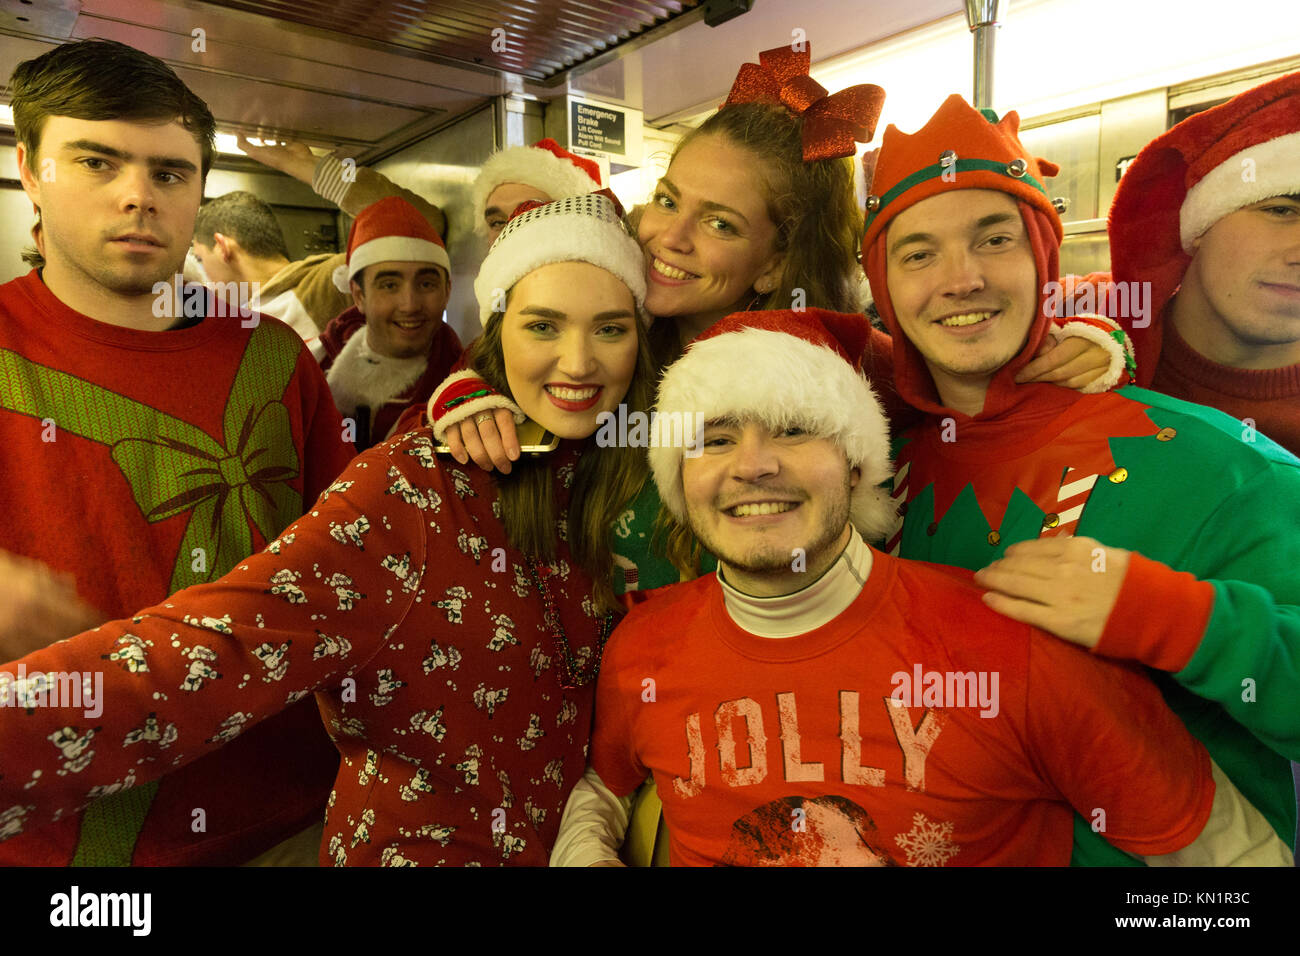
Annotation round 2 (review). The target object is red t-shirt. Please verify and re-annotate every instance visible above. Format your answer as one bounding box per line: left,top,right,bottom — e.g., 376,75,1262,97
0,270,355,865
591,553,1213,866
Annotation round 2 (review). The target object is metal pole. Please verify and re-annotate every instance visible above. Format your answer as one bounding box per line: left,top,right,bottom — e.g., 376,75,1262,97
965,0,1004,110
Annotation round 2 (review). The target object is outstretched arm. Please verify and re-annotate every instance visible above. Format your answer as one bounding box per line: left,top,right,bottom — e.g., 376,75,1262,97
0,438,429,837
237,136,446,237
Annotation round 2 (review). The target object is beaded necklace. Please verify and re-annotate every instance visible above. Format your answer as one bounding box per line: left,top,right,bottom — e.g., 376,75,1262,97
526,558,614,689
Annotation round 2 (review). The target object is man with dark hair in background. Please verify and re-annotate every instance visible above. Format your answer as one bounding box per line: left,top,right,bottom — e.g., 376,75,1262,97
0,37,354,866
192,189,342,346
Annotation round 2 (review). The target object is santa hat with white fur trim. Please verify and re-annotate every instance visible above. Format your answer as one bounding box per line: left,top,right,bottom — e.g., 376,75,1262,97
649,309,897,542
1109,70,1300,386
332,197,450,293
472,138,603,236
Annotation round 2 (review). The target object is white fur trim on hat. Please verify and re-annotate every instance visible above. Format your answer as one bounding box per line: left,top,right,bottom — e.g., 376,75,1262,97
473,194,646,326
1056,315,1132,394
347,236,450,285
472,145,603,236
648,327,897,543
1180,130,1300,252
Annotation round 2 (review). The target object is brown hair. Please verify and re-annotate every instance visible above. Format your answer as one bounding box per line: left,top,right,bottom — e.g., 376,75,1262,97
668,102,863,326
195,191,291,259
653,101,866,574
10,38,217,178
468,297,656,614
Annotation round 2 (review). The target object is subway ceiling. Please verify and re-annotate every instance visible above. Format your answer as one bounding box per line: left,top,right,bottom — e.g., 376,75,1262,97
0,0,961,160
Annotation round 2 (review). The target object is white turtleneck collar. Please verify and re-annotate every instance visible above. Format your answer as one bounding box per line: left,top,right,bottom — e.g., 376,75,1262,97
717,526,873,638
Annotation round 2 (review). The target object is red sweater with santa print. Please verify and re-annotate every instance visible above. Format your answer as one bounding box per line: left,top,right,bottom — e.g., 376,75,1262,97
590,552,1213,866
0,269,354,865
0,429,603,866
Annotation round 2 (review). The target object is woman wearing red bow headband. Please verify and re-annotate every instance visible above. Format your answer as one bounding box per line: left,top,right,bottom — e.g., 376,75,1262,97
432,43,1118,592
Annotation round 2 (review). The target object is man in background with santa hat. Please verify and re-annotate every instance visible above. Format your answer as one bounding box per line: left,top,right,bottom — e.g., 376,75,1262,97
1107,71,1300,456
316,197,462,450
856,92,1300,866
472,138,604,243
549,308,1289,867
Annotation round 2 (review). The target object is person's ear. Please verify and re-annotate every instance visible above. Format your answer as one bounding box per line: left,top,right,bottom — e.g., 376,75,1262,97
16,144,41,205
213,233,236,261
753,253,786,296
350,278,366,314
849,465,861,490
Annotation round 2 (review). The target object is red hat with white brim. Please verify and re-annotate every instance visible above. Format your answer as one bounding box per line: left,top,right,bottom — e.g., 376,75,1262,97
332,196,450,293
649,308,896,542
1109,70,1300,385
472,138,603,236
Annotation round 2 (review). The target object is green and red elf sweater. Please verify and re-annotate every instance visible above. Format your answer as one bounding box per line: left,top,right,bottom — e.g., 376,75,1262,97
0,430,602,865
865,215,1300,867
0,269,355,865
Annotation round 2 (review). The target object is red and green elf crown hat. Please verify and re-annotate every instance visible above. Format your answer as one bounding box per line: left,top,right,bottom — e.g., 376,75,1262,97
862,93,1063,255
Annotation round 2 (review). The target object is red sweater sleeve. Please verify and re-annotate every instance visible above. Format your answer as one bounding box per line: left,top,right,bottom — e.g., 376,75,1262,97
1024,630,1214,856
0,439,425,840
1095,551,1216,672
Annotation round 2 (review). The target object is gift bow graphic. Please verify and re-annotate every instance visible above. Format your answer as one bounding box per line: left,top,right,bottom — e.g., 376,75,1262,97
0,322,303,592
724,44,885,162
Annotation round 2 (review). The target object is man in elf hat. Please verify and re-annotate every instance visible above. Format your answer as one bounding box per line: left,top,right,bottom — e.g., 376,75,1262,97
859,94,1300,866
549,308,1289,867
1108,70,1300,455
316,196,463,449
473,138,603,242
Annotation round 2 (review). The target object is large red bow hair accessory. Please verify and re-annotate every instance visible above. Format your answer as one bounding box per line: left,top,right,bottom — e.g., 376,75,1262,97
723,44,885,162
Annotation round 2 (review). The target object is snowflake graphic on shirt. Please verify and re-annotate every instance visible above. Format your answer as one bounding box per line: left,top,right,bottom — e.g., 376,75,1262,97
894,811,960,866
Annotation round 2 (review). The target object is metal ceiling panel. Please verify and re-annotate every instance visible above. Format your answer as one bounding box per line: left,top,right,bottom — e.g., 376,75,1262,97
193,0,702,80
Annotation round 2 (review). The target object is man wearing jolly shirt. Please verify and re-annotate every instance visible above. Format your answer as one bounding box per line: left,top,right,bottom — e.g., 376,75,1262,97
0,38,353,866
548,308,1289,867
854,94,1300,865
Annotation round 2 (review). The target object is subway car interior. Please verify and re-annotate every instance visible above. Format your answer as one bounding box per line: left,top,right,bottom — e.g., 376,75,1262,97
3,0,1298,341
0,0,1298,898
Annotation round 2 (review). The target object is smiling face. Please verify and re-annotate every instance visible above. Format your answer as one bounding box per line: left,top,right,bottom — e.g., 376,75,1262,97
1175,196,1300,369
682,419,857,597
484,183,554,242
352,261,451,360
637,133,785,330
18,115,202,297
884,189,1040,412
499,260,639,439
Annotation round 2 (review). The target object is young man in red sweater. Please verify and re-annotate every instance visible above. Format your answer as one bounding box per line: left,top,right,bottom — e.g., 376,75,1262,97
550,309,1289,867
316,197,463,450
0,38,354,866
1108,70,1300,456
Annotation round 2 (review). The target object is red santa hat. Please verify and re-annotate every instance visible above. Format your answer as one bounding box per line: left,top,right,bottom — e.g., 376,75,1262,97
473,192,646,326
648,308,896,542
471,138,603,236
1109,70,1300,385
333,196,450,293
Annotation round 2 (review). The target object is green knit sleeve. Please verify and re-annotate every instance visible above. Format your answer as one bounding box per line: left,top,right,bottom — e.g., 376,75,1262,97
1172,462,1300,760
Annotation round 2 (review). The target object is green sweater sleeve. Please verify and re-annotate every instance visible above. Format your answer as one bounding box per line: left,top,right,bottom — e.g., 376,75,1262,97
1099,463,1300,761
